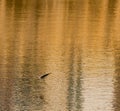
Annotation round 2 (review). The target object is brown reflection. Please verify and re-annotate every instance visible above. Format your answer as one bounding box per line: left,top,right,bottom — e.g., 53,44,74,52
67,42,83,111
67,39,76,111
0,1,12,110
112,0,120,110
4,0,25,79
87,0,108,49
0,1,20,110
103,0,115,50
11,1,46,110
114,44,120,111
107,0,117,15
0,0,48,111
64,1,85,110
0,0,7,78
0,78,15,111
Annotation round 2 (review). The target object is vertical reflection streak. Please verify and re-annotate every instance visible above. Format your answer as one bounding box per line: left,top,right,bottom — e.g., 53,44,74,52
67,40,76,111
65,1,85,110
0,0,7,78
112,0,120,111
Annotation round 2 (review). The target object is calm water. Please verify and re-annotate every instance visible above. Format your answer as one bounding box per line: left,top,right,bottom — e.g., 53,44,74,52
0,0,120,111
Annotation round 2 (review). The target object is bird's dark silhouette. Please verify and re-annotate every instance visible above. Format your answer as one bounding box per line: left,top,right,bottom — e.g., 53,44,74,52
39,73,51,79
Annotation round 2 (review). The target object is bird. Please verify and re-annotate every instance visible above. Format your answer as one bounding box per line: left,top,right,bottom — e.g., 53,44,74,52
39,73,51,79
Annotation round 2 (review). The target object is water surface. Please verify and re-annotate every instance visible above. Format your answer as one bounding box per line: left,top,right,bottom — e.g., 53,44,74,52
0,0,120,111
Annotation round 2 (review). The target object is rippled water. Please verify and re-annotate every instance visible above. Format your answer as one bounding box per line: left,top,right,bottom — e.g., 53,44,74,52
0,0,120,111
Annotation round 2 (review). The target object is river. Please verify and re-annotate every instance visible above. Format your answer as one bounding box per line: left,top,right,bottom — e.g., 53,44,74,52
0,0,120,111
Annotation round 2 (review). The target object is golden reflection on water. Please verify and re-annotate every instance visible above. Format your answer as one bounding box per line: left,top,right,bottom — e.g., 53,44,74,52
0,0,120,111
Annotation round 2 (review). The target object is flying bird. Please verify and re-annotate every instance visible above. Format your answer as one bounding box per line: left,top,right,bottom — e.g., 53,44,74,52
39,73,51,79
